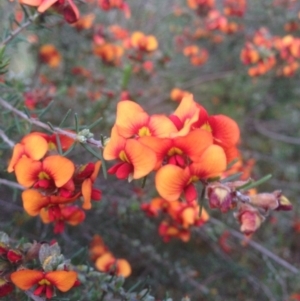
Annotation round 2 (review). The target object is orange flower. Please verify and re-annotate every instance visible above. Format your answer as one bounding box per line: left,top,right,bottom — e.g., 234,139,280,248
139,128,213,169
98,0,131,18
40,205,85,233
7,133,48,172
104,134,157,180
89,234,109,261
158,220,191,242
115,100,177,138
155,145,227,202
141,197,169,217
130,32,158,52
95,253,131,277
15,155,74,188
39,44,61,68
167,200,209,228
170,88,191,102
11,269,77,299
93,43,124,65
77,161,102,209
187,0,214,13
169,94,208,136
22,189,79,216
73,14,95,31
19,0,80,23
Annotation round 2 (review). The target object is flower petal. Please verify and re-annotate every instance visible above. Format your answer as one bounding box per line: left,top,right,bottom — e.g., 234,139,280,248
125,139,157,179
191,145,227,179
115,101,149,138
22,189,49,216
148,115,178,137
155,165,189,201
37,0,58,13
209,115,240,148
43,155,75,187
46,271,77,292
15,157,42,187
10,270,44,290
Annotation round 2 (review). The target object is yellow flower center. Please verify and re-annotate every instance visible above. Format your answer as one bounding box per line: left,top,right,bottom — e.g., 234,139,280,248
200,122,212,132
38,279,51,286
167,147,183,156
138,126,151,137
38,171,51,180
187,175,199,185
119,150,130,163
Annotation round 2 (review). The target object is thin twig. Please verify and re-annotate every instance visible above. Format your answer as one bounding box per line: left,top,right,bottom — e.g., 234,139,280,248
0,129,15,148
254,120,300,145
209,217,299,274
24,290,46,301
0,178,24,190
0,96,103,148
0,13,40,48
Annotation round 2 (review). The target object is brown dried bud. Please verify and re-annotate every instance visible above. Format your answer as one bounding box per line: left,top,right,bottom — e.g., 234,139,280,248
207,183,234,213
234,204,265,236
249,190,292,211
277,194,292,211
24,241,41,261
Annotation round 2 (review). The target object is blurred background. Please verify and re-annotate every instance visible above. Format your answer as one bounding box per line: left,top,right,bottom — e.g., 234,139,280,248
1,0,300,300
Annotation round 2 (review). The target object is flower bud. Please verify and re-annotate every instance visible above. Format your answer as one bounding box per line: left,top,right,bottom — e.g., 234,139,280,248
277,194,293,211
7,249,23,264
234,204,265,236
207,183,234,213
0,277,14,298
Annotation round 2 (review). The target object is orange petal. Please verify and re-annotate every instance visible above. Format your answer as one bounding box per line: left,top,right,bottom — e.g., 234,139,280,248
103,130,127,160
15,157,42,187
131,32,144,48
22,134,49,160
190,145,227,179
19,0,43,6
7,144,24,173
116,259,131,277
37,0,58,12
10,270,44,290
139,136,172,168
181,207,195,228
43,155,75,187
209,115,240,148
40,208,51,223
115,101,149,138
174,129,213,162
82,178,92,210
95,252,115,272
173,94,198,122
148,115,178,137
62,206,85,225
91,161,102,181
46,271,77,292
125,139,157,179
146,36,158,51
155,165,190,201
22,189,49,216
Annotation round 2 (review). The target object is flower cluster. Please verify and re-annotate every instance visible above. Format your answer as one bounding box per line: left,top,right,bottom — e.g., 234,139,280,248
104,95,240,239
142,198,209,242
0,232,78,299
241,28,300,77
8,132,102,233
89,235,131,277
207,181,292,235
